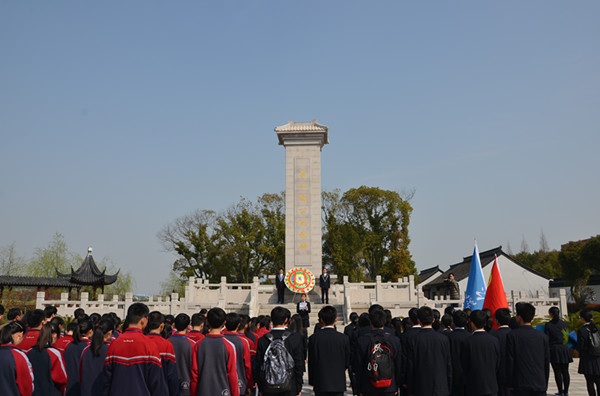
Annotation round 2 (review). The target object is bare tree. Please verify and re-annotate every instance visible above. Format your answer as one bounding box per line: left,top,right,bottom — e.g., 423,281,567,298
0,242,26,276
539,229,549,252
520,235,529,253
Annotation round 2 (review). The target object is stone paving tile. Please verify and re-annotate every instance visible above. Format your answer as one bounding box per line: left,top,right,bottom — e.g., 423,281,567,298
299,358,587,395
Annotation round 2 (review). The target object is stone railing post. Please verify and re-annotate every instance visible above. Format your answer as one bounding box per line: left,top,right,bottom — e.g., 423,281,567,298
343,279,352,325
375,275,382,302
408,275,415,302
559,289,568,317
36,291,45,309
218,277,227,309
81,292,89,312
249,276,260,318
170,293,179,315
124,293,133,318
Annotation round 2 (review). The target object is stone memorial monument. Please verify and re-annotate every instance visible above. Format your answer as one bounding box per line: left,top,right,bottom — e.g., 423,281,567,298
275,120,329,277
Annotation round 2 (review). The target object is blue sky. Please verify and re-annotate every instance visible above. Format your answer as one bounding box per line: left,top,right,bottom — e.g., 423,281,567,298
1,2,599,294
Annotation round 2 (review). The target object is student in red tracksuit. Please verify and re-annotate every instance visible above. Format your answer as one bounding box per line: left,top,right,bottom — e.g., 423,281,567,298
224,312,252,395
103,303,168,396
146,311,180,396
27,322,68,396
54,322,77,357
18,309,46,353
0,321,34,396
190,308,239,396
171,314,197,396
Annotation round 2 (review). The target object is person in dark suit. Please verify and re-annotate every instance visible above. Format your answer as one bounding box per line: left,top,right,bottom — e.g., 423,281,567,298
255,306,305,396
308,305,350,396
461,310,500,396
275,268,286,304
506,302,550,396
407,306,452,396
576,308,600,396
399,307,421,396
354,308,402,396
491,308,512,396
545,306,572,396
296,293,311,328
447,310,470,396
319,268,331,304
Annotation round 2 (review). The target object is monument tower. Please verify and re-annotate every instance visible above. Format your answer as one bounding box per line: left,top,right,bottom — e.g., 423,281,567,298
275,120,329,276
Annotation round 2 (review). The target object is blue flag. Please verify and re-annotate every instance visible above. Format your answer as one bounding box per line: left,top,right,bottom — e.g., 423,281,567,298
463,241,487,310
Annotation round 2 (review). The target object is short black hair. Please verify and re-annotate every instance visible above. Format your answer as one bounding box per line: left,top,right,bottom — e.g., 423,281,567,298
207,308,227,329
318,306,337,326
126,303,150,325
494,308,511,326
44,306,57,318
369,304,384,315
580,308,594,323
470,310,487,329
191,313,205,327
74,308,86,319
452,310,468,328
199,309,207,316
7,308,22,321
516,302,535,323
370,309,386,328
225,312,241,332
147,311,165,331
349,312,358,323
417,306,434,326
174,313,191,332
358,313,370,328
270,306,291,326
441,314,453,328
408,307,419,325
27,309,46,328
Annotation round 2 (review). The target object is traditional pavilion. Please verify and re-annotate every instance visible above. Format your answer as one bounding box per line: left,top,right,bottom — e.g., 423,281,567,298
0,247,119,300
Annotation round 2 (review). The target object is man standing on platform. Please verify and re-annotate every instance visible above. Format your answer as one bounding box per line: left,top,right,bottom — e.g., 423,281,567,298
319,268,330,304
276,268,286,304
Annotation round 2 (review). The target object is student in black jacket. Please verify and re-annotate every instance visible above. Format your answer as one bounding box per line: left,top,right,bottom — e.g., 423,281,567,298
506,302,550,396
576,309,600,396
296,293,311,328
461,310,500,396
319,268,331,304
407,306,452,396
491,308,512,396
447,310,470,396
355,308,402,396
545,306,572,396
255,306,305,396
308,305,350,396
276,268,286,304
399,307,421,396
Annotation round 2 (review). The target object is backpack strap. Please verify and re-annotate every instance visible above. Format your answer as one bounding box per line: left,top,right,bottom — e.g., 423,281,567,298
265,333,274,342
281,330,291,341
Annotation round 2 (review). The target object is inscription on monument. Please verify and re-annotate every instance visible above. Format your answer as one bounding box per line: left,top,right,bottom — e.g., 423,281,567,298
294,158,310,265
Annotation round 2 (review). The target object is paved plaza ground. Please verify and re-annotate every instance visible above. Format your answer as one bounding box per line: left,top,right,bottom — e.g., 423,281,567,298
300,358,587,395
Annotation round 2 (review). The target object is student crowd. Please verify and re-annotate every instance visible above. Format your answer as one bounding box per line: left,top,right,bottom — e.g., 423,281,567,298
0,300,599,396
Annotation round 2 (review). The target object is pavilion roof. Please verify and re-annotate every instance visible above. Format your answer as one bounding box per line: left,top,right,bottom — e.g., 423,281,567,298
56,248,119,286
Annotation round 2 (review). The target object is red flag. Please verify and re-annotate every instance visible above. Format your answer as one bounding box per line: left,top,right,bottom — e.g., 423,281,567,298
482,255,508,328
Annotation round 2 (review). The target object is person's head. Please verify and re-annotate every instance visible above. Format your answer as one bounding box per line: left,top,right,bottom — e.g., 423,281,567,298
463,308,472,317
126,303,150,329
444,306,455,316
369,304,384,315
384,309,392,328
441,314,453,329
448,273,454,280
74,308,86,320
199,309,207,317
417,306,434,326
358,313,371,328
452,310,468,328
258,315,270,329
171,313,189,333
147,311,165,333
408,308,419,326
289,314,304,335
191,313,205,330
349,312,359,325
401,317,411,333
318,305,337,326
581,309,594,323
43,305,57,320
369,309,386,329
207,308,227,330
35,322,61,351
50,316,64,332
279,268,284,275
470,310,488,330
494,308,511,327
65,322,78,336
322,268,327,274
548,306,560,320
0,321,26,345
74,319,94,343
300,293,307,302
89,313,101,325
7,308,23,321
91,318,114,357
271,306,291,327
516,302,535,325
432,309,441,330
27,309,46,329
225,312,241,332
164,315,175,326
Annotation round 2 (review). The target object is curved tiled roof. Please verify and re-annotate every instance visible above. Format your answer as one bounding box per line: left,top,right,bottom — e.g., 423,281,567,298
56,249,119,286
0,276,79,288
274,120,329,133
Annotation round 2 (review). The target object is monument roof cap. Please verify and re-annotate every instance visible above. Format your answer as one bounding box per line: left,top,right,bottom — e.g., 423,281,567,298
275,120,329,147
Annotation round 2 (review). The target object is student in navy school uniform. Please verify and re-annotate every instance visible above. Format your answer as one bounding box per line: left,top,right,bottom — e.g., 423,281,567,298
491,308,512,396
0,321,34,396
79,318,114,396
146,311,180,396
447,310,470,396
545,306,572,396
191,307,239,396
64,318,93,396
103,303,168,396
28,322,68,396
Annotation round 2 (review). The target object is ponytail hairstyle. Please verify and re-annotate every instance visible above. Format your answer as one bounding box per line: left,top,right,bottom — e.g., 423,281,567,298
35,323,60,351
73,319,94,344
549,306,560,322
91,318,114,357
0,321,26,344
581,309,598,332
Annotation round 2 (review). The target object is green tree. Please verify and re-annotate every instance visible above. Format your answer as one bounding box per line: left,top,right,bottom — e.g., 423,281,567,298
0,242,27,276
160,272,187,297
28,233,82,277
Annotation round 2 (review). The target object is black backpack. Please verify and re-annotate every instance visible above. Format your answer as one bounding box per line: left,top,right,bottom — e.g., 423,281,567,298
260,331,295,393
587,327,600,357
366,332,394,388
